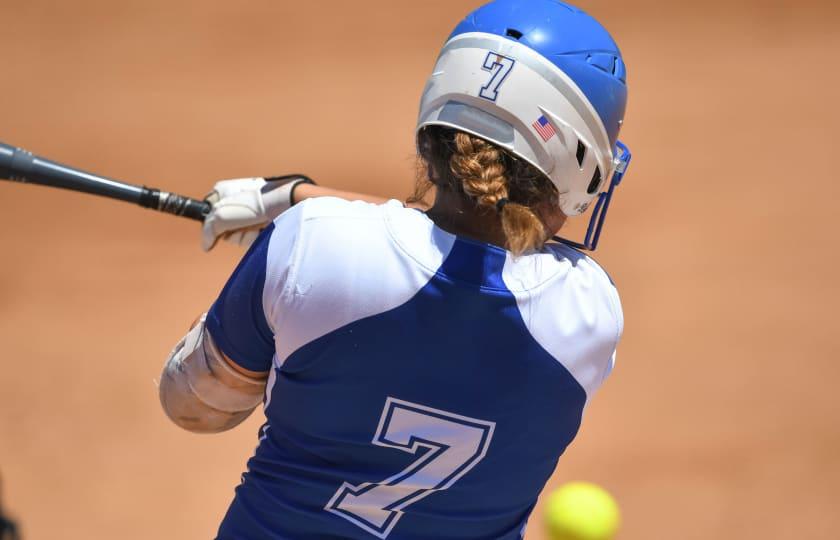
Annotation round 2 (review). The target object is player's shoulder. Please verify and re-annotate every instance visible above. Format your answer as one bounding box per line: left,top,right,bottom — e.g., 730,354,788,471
504,242,623,398
271,197,433,255
549,242,623,328
267,196,391,232
267,197,405,249
266,197,425,271
516,242,622,328
543,242,618,289
501,241,618,295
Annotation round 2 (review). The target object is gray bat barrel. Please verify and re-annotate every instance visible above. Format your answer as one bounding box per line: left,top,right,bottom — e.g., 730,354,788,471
0,141,210,221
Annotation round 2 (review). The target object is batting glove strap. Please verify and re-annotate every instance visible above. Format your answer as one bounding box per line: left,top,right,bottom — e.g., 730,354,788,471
260,174,316,220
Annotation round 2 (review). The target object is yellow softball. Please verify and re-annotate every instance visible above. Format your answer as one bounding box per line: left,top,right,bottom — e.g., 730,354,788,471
544,482,621,540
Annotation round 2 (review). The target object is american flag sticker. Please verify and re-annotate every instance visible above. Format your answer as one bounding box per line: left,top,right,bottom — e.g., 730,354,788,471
532,115,556,142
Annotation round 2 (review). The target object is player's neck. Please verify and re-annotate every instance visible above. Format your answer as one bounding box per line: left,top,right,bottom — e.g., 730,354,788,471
424,189,567,250
425,190,508,249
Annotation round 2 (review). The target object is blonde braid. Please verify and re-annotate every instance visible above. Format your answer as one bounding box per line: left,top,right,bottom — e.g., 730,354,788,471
499,203,546,255
450,133,508,208
449,132,546,255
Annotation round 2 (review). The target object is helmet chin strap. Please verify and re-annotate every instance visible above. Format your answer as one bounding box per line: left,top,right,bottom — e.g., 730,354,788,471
553,141,632,251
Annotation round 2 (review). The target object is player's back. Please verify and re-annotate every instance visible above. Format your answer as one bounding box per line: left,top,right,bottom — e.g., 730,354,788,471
213,198,622,540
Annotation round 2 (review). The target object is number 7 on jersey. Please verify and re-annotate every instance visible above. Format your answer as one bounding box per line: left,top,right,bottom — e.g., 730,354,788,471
325,397,496,539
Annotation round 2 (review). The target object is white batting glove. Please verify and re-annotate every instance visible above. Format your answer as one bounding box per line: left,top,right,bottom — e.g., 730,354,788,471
201,175,314,251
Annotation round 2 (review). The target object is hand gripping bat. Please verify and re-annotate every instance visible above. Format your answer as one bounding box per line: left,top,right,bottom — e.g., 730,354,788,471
0,140,210,221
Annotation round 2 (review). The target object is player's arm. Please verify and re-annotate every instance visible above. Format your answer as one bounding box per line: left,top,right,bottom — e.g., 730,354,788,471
292,183,387,206
201,176,388,251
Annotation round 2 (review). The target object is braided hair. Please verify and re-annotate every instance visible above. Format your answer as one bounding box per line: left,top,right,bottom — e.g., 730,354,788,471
411,126,558,255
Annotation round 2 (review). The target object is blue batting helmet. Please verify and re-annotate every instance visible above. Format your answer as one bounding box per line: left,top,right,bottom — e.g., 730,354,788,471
417,0,632,249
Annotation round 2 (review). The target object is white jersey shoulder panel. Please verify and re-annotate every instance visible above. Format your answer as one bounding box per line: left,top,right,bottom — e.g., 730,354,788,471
263,198,454,366
261,198,622,403
502,243,623,402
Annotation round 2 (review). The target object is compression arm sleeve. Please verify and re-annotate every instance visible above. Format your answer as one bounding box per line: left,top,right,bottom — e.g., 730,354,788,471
159,314,266,433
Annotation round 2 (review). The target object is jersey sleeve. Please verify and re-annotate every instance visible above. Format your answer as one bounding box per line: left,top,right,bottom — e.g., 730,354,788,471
599,277,624,384
206,206,303,372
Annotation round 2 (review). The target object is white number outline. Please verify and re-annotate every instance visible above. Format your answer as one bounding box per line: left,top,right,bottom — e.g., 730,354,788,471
325,397,496,539
479,52,516,102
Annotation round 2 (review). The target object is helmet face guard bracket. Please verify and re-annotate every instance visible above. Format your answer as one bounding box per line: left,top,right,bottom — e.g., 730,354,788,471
554,141,631,251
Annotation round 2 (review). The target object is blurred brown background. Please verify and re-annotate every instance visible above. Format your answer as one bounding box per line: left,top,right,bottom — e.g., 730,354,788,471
1,0,839,538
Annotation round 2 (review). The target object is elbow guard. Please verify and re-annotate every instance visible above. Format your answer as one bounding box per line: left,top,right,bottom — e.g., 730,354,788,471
159,314,266,433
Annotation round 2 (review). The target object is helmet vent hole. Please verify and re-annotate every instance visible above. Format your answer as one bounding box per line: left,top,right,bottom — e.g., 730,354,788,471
506,28,523,40
576,140,587,167
587,168,603,194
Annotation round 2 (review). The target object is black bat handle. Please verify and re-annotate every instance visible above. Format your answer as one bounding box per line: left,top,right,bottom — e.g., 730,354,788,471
138,187,211,221
0,141,210,222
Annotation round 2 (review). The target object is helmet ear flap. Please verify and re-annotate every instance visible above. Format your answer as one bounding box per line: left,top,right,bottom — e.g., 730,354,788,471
572,138,604,195
575,140,587,168
586,167,603,195
539,111,610,216
578,139,604,194
555,123,595,176
554,140,631,251
552,120,575,152
549,118,584,171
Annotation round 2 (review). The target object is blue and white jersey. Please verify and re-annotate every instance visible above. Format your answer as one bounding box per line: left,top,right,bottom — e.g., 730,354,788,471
207,198,623,540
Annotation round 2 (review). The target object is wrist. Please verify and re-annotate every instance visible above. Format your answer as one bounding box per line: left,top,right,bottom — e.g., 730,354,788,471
263,174,316,207
289,181,320,204
290,177,315,205
263,174,316,205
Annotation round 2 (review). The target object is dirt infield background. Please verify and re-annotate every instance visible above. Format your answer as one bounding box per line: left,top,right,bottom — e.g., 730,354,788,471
1,1,838,538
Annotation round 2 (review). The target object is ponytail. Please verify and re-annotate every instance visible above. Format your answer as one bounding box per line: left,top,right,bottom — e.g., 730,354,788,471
414,127,555,255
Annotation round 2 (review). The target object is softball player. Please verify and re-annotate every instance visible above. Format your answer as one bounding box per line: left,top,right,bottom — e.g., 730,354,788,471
159,1,631,538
